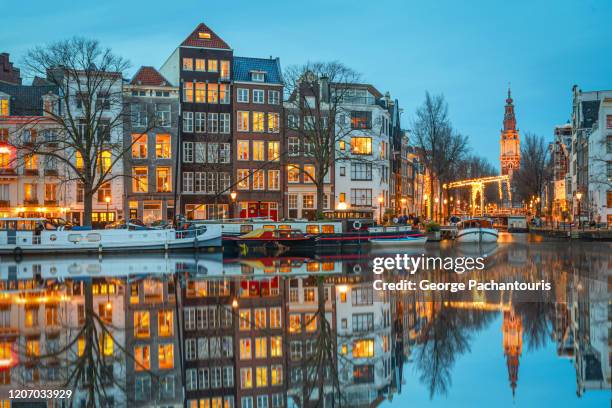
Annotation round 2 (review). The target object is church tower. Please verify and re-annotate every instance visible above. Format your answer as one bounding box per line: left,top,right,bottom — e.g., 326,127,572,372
500,87,520,176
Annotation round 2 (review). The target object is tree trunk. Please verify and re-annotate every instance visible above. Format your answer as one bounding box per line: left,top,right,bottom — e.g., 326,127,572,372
429,176,434,221
83,188,94,227
316,181,325,220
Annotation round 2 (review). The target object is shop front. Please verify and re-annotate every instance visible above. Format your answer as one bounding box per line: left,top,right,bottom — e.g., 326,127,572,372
238,201,279,221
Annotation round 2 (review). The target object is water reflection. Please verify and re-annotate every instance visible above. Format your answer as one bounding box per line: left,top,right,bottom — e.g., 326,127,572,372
0,240,609,407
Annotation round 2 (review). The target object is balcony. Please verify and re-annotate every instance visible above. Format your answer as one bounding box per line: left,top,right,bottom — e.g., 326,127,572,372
24,199,39,205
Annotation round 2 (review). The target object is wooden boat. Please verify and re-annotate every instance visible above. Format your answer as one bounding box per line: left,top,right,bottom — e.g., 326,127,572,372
370,234,428,246
455,218,499,243
224,228,315,256
0,218,222,255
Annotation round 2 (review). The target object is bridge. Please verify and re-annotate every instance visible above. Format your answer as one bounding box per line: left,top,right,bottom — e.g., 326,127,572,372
443,175,513,217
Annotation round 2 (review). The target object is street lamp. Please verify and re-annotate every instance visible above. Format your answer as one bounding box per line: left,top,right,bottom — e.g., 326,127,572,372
104,196,111,222
230,191,237,219
434,197,439,222
576,192,582,228
378,196,384,225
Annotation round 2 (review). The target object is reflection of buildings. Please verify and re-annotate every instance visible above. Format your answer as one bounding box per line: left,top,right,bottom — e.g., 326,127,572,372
502,307,523,397
125,277,181,406
335,278,393,407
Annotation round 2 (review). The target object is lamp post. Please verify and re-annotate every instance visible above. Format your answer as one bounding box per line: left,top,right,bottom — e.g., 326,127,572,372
576,192,582,229
378,196,384,225
434,197,439,223
230,191,237,219
104,196,111,223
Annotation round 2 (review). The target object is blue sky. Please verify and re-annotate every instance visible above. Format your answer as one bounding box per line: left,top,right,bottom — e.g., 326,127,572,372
3,0,611,167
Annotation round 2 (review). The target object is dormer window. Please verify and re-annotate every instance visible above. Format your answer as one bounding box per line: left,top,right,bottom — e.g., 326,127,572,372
0,97,8,116
251,72,265,82
198,32,211,39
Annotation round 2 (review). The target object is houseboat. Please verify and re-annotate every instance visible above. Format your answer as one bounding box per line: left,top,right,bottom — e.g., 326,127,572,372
455,218,499,243
0,218,222,255
224,228,315,256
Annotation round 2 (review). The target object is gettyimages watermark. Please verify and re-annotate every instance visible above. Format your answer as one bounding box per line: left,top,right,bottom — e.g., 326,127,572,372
371,253,552,293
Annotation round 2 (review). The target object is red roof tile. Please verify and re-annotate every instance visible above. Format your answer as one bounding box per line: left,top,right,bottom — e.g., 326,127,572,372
181,23,231,50
130,66,171,86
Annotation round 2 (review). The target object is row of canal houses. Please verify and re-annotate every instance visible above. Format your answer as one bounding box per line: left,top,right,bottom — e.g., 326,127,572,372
0,22,425,227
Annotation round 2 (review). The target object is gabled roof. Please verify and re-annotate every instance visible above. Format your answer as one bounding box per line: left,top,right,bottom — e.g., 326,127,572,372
181,23,231,50
130,66,172,86
233,56,283,84
0,81,58,116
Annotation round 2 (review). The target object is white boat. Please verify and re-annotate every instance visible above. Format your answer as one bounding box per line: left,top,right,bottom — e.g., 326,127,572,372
370,235,428,246
0,218,221,255
455,218,499,243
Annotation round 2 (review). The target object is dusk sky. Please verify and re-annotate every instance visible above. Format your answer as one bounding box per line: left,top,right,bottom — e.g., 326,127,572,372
4,0,611,167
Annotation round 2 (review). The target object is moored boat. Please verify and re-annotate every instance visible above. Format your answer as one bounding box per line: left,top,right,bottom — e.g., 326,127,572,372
224,228,315,256
0,218,221,255
370,234,428,247
455,218,499,243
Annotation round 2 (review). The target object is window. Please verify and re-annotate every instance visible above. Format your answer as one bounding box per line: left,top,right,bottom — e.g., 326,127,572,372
156,103,171,127
268,141,280,161
288,137,299,156
255,337,267,358
352,287,373,305
156,167,171,192
607,115,612,129
195,83,206,103
134,345,150,370
268,112,280,132
304,116,315,130
269,90,280,104
131,103,147,127
256,367,268,387
195,58,205,71
195,142,206,163
208,113,218,133
208,59,218,72
351,189,372,206
237,169,250,190
253,90,264,103
252,72,265,82
242,398,254,408
183,58,193,71
194,172,205,193
45,183,57,202
207,83,219,103
223,366,234,387
183,111,193,132
220,113,231,133
304,165,315,183
287,164,300,183
0,97,8,115
220,143,231,163
351,111,372,129
237,140,250,161
353,339,374,358
183,141,194,163
156,134,171,158
352,313,374,332
208,143,219,163
238,111,249,131
183,172,194,193
97,182,112,203
183,82,193,102
339,192,346,203
288,194,297,209
270,336,282,357
240,368,253,389
240,338,252,360
253,169,265,190
288,114,299,129
351,137,372,155
253,112,264,132
158,310,173,336
303,194,315,209
239,309,251,330
268,170,280,190
351,163,372,180
158,343,174,369
220,60,230,79
134,311,150,337
133,167,148,193
305,313,317,332
238,88,249,103
131,134,147,158
135,376,151,401
339,140,346,150
289,314,301,333
253,141,265,161
220,84,230,104
340,167,346,176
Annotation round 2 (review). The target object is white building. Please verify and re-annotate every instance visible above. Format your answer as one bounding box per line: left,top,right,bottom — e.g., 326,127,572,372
569,87,612,226
335,281,393,406
334,85,392,222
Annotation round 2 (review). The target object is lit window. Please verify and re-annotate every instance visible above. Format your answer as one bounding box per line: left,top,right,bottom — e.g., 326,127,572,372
237,169,250,190
220,60,230,80
350,137,372,155
155,134,171,158
156,167,171,192
268,141,279,161
100,333,113,356
208,59,218,72
98,150,111,173
133,167,148,193
252,169,264,190
253,141,264,161
304,165,315,183
270,308,282,328
237,111,249,131
239,309,251,330
268,112,279,133
0,98,8,116
352,339,374,358
195,59,205,71
134,345,150,371
134,311,150,338
158,343,174,369
198,32,211,39
305,313,317,332
182,58,193,71
132,133,147,158
253,112,264,132
207,83,218,103
289,313,301,333
158,310,173,336
271,365,283,386
240,368,253,389
255,337,267,359
240,338,252,360
287,164,300,183
183,82,193,102
195,83,206,103
270,336,282,357
237,140,249,160
256,366,268,387
268,170,280,191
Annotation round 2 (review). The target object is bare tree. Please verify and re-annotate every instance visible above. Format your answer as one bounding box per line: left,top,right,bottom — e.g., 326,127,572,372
13,37,152,226
284,61,387,218
412,92,469,219
513,132,551,213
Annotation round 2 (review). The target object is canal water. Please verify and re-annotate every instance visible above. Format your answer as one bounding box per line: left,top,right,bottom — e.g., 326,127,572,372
0,235,609,407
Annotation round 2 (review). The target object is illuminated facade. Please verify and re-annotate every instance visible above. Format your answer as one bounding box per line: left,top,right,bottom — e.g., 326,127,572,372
500,87,520,177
